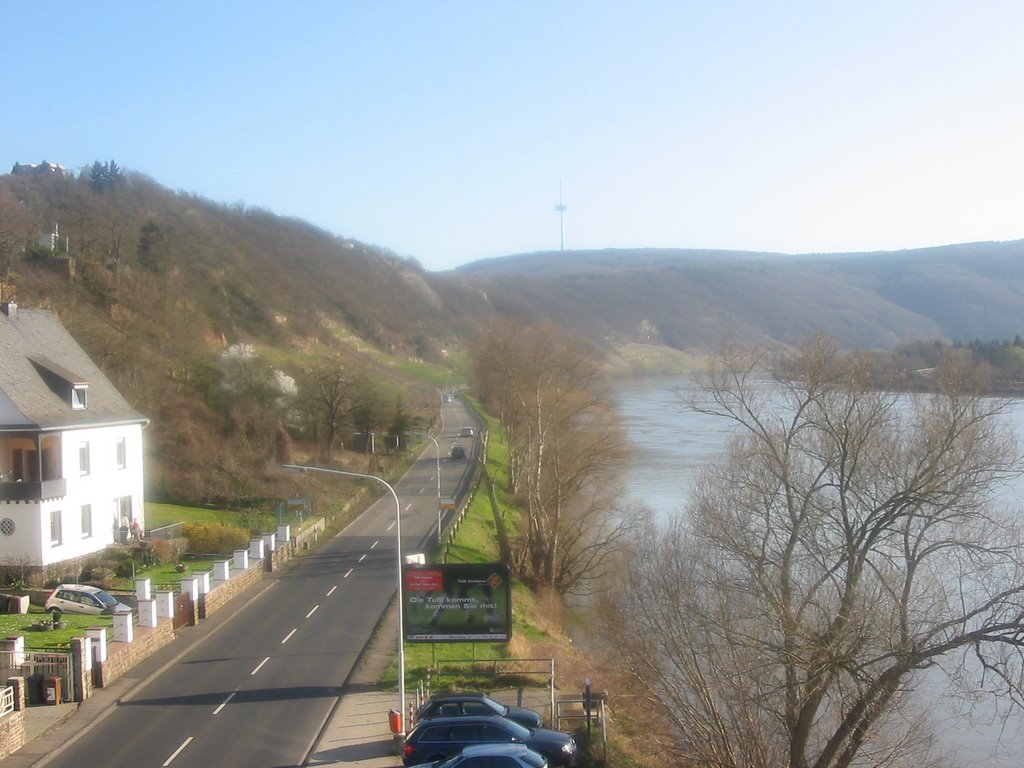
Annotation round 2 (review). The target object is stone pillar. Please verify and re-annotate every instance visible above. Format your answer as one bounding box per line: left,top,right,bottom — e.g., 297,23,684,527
112,612,133,643
71,636,92,702
233,549,249,570
155,591,174,619
86,628,107,663
213,560,230,580
135,578,152,601
277,524,290,547
138,599,157,628
263,532,276,552
249,538,264,561
6,676,26,711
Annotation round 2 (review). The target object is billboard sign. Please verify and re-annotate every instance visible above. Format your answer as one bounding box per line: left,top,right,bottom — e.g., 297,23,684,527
403,562,512,643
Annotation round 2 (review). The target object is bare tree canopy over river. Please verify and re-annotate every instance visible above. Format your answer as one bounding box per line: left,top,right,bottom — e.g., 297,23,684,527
602,339,1024,768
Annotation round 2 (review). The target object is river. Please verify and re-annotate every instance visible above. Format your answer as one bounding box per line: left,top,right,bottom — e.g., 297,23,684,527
610,375,1024,767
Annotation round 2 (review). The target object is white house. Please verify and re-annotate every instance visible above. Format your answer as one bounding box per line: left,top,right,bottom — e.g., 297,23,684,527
0,302,148,570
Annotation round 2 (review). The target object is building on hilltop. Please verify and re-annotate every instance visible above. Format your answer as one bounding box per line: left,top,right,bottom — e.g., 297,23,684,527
0,302,148,576
11,161,70,177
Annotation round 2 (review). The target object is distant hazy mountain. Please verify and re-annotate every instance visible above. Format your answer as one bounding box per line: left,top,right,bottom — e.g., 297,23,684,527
448,242,1024,353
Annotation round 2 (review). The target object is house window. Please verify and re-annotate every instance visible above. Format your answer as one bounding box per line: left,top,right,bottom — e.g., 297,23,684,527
115,437,127,470
71,385,88,410
79,442,90,475
81,504,92,538
50,509,63,546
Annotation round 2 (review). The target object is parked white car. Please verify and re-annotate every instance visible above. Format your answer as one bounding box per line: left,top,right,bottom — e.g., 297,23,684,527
45,584,132,615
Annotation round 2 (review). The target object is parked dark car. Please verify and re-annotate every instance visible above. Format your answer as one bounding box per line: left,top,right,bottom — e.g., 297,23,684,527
408,743,548,768
416,692,544,728
402,715,577,767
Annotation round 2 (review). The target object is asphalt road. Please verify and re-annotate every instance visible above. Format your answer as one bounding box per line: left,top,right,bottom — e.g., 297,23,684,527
39,395,479,768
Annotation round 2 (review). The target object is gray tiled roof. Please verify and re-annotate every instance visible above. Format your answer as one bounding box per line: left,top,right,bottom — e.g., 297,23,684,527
0,306,148,431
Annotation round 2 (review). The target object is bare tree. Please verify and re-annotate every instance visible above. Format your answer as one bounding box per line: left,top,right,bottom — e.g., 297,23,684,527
598,337,1024,768
300,361,350,464
472,319,634,594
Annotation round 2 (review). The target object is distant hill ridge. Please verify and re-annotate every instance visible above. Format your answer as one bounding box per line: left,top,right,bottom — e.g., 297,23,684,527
3,164,1022,363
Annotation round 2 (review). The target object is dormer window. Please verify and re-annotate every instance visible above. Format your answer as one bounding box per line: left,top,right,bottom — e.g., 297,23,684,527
72,384,88,410
28,356,90,410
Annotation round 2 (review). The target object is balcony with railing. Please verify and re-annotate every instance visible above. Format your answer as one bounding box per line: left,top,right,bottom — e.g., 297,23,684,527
0,433,65,502
0,477,67,502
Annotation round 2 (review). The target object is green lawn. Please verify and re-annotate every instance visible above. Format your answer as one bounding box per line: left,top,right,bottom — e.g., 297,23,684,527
146,501,287,532
0,605,114,651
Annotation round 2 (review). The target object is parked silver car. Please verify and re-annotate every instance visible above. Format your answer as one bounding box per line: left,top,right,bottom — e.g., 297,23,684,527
408,743,548,768
45,584,132,615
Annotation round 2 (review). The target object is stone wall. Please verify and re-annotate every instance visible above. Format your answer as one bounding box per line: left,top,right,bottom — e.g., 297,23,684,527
95,619,175,688
0,710,25,761
0,677,26,761
203,560,265,618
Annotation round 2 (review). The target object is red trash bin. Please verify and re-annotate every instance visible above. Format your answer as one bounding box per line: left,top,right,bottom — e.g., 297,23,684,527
388,709,404,734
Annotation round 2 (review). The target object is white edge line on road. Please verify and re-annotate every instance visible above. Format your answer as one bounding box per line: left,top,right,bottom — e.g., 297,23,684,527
163,736,193,766
251,657,270,675
306,604,319,618
213,690,237,714
282,628,298,644
326,585,338,596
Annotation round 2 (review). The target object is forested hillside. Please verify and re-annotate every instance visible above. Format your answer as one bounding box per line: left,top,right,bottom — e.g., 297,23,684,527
0,163,474,503
3,161,1022,504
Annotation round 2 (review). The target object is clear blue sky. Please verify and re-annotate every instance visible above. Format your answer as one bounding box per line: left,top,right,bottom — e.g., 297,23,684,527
4,2,1022,271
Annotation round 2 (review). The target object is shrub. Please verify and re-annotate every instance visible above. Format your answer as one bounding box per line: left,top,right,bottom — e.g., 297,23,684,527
82,566,118,588
149,538,185,565
182,521,249,556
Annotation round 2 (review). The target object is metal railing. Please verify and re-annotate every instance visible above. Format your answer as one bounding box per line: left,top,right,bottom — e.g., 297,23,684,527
0,685,13,716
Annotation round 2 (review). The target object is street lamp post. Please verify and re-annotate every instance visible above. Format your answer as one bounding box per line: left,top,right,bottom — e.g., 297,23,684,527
406,431,442,545
281,463,406,734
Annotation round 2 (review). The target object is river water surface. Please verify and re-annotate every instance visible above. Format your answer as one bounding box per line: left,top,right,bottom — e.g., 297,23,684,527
610,375,1024,767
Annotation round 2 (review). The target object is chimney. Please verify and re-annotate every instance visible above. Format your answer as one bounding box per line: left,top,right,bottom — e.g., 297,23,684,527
1,302,17,317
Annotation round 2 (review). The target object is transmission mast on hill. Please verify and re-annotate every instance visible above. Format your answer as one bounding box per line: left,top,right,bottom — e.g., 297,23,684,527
555,182,567,251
